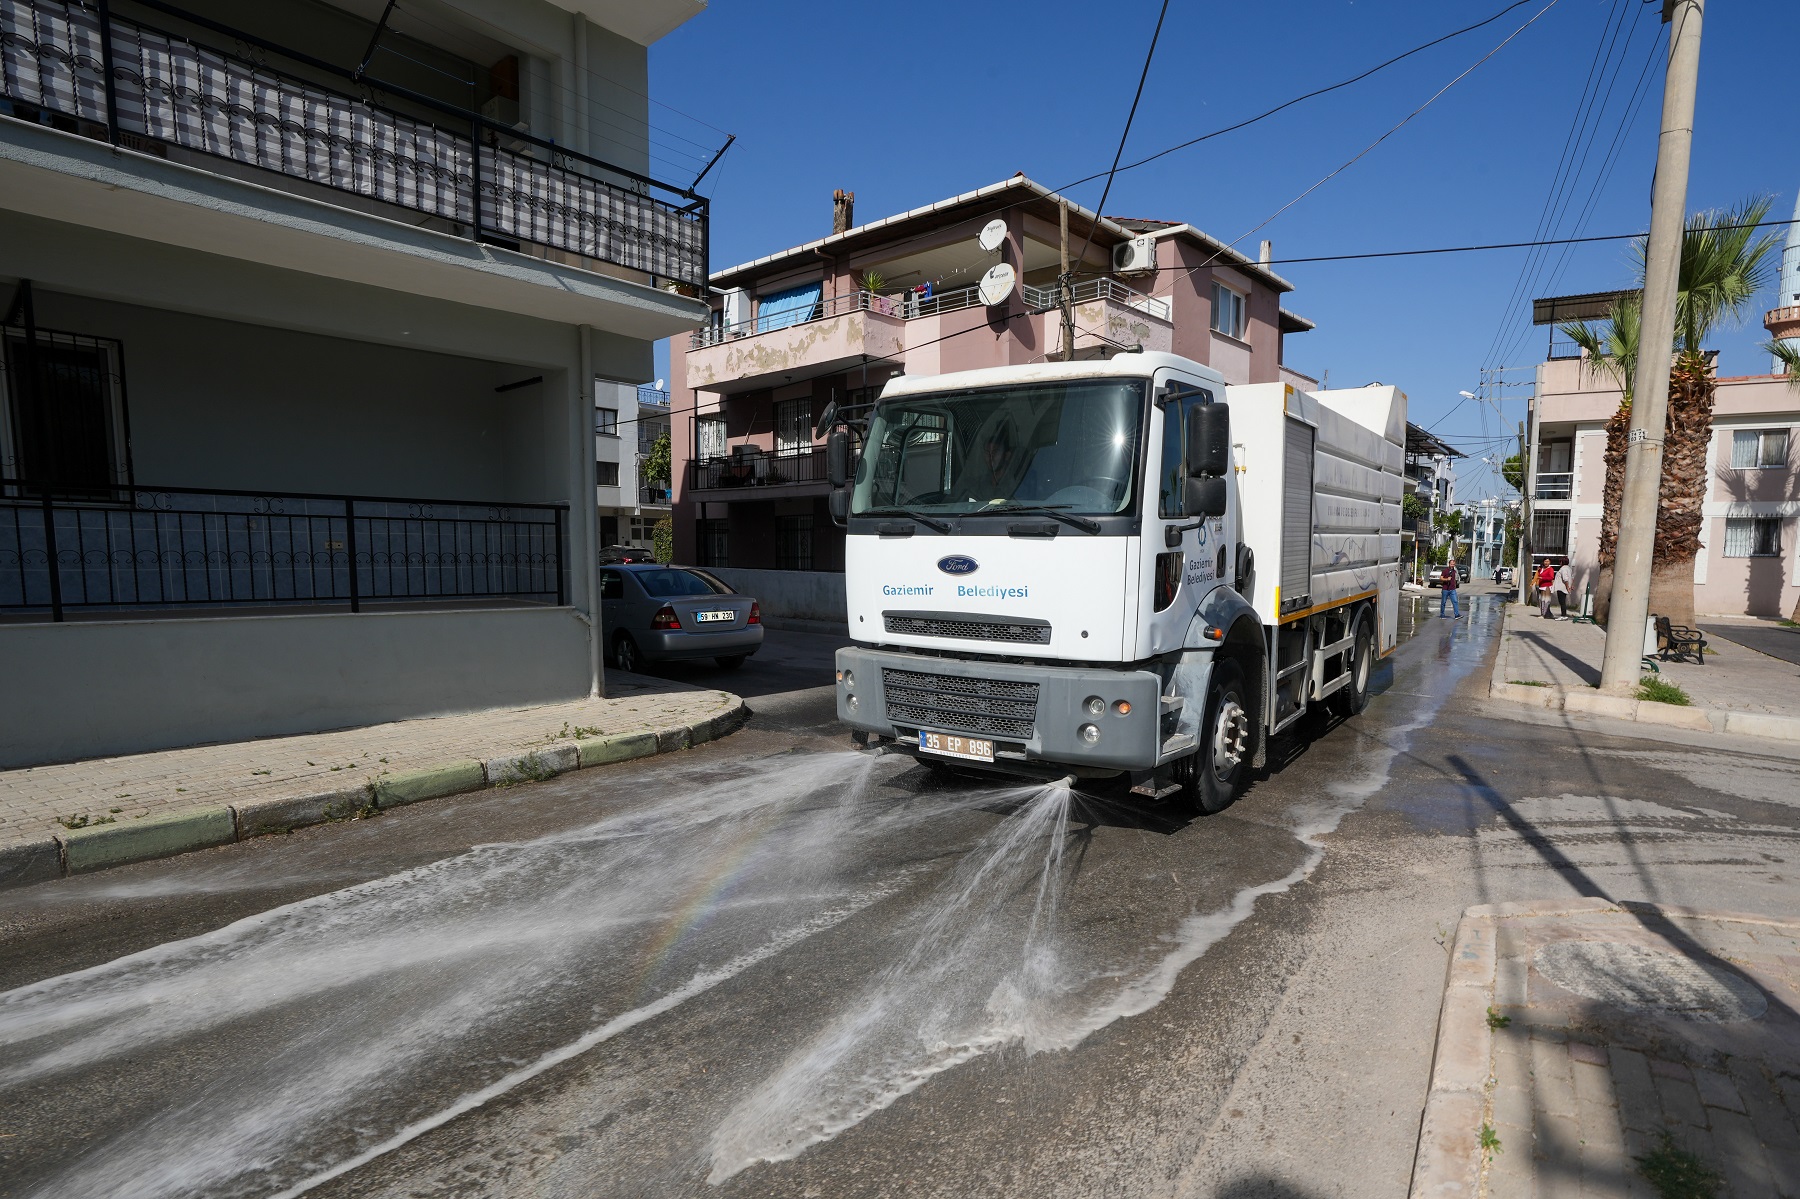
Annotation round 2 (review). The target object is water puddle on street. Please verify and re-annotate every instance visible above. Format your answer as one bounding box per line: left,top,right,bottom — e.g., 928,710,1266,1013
0,600,1486,1197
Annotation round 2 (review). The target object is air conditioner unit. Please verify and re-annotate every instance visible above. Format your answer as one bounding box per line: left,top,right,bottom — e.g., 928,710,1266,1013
1112,235,1156,275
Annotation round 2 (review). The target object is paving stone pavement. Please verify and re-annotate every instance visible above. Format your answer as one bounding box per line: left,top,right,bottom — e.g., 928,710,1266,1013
0,685,740,849
1424,902,1800,1198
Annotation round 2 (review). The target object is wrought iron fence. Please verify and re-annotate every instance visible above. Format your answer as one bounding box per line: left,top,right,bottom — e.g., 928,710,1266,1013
0,480,566,621
686,446,827,490
0,0,707,287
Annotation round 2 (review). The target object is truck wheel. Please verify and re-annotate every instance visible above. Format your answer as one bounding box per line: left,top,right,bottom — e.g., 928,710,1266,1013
1333,615,1373,718
1185,659,1250,815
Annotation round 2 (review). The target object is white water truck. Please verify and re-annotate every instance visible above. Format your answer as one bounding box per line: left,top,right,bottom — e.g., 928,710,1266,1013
821,352,1407,812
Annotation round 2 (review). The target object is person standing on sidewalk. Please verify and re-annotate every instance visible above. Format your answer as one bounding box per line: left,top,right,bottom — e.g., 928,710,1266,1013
1551,558,1572,620
1439,560,1461,618
1536,560,1556,618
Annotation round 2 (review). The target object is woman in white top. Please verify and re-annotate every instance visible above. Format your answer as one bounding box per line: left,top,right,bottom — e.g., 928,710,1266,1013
1551,559,1572,619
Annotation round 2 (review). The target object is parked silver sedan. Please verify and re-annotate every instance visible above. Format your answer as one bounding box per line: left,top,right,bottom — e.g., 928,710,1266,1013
600,564,763,673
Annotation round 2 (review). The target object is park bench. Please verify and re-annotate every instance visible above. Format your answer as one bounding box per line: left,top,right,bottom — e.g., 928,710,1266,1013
1654,615,1707,666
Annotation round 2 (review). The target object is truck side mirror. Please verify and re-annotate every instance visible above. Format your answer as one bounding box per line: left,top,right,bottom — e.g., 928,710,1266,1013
828,487,850,525
826,429,853,488
1185,401,1230,478
1184,476,1227,518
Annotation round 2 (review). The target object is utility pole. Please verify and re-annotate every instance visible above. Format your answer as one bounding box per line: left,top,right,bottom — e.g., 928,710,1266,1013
1058,201,1075,362
1599,0,1703,694
1515,418,1531,605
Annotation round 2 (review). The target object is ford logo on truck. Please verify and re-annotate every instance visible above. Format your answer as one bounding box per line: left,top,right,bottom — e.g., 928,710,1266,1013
936,555,979,576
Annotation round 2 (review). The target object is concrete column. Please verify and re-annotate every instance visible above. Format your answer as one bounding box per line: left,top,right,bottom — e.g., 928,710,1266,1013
576,325,604,696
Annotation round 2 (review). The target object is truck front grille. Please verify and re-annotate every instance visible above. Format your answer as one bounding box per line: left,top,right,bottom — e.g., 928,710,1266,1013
882,668,1039,740
884,614,1052,644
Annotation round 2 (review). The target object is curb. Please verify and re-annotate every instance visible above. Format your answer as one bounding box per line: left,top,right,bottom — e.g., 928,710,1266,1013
1407,900,1799,1197
1486,607,1800,742
3,695,749,891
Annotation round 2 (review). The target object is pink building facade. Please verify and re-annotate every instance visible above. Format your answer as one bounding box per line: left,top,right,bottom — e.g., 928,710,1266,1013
1530,355,1800,618
668,175,1315,571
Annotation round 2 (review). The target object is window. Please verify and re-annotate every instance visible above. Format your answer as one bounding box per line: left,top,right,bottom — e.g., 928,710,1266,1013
778,514,814,570
1723,517,1782,557
1731,429,1789,469
599,570,623,600
1210,283,1246,340
697,416,727,461
697,518,728,566
629,516,657,543
596,407,618,436
776,398,811,456
1,328,130,496
1158,387,1216,519
1531,511,1570,555
597,462,619,486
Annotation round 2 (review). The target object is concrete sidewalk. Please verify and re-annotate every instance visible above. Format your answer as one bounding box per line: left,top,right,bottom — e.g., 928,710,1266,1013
1488,604,1800,741
1411,900,1800,1198
0,684,746,889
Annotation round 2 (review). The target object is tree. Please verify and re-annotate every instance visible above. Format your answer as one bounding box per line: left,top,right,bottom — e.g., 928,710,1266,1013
651,518,673,565
1501,454,1524,493
1402,492,1430,524
642,432,672,487
1501,508,1522,570
1558,197,1783,626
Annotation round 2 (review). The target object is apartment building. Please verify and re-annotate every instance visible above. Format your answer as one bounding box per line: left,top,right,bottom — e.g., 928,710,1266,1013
0,0,710,765
1530,293,1800,618
596,383,672,550
668,175,1315,576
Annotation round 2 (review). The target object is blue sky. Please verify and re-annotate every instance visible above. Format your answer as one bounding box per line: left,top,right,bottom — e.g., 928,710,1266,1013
647,0,1799,500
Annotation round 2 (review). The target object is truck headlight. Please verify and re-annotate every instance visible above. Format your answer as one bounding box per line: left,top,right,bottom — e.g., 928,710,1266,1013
1079,723,1099,744
847,695,859,711
839,669,855,690
1083,696,1104,715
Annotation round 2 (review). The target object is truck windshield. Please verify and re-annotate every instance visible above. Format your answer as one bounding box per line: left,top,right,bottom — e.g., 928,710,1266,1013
850,379,1145,517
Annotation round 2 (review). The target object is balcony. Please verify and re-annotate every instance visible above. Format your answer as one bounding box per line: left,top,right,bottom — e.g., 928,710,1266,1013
2,479,566,622
0,0,707,289
638,484,671,507
686,290,905,394
1534,472,1573,500
1022,278,1172,355
686,447,827,494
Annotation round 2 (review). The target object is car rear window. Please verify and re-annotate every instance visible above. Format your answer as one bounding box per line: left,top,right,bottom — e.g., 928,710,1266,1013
635,569,727,597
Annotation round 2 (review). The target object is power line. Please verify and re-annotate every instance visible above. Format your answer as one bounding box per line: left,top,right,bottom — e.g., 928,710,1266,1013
1070,0,1173,277
1061,0,1547,190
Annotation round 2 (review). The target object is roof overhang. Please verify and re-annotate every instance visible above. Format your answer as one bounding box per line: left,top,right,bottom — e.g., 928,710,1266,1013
533,0,706,45
1532,290,1638,326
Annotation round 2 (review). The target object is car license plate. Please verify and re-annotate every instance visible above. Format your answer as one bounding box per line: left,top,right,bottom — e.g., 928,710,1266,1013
918,731,994,762
695,610,734,623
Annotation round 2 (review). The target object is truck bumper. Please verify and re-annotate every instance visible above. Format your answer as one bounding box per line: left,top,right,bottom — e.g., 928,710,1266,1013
834,646,1166,776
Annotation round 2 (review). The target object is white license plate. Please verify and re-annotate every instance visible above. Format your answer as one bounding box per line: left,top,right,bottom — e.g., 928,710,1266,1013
918,731,994,762
695,610,735,623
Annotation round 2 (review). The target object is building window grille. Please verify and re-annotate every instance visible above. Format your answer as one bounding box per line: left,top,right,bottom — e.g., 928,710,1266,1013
597,462,619,486
697,416,727,461
1210,283,1246,340
1,327,131,498
1731,429,1789,469
1531,511,1570,555
596,408,618,436
777,514,813,571
776,398,811,456
697,519,728,566
1723,517,1782,557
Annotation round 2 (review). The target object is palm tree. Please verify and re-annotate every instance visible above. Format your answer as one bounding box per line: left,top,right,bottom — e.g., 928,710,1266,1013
1560,295,1640,623
1558,197,1782,626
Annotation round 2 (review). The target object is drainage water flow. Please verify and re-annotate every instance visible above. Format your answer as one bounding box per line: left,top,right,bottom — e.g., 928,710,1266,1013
0,750,928,1199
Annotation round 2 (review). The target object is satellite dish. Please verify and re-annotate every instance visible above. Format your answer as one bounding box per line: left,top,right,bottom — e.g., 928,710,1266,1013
977,218,1007,253
654,378,664,391
978,262,1016,307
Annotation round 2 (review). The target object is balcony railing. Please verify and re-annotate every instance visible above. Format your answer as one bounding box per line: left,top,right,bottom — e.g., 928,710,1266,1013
686,283,992,350
1021,277,1171,322
1,479,566,622
0,0,707,287
638,484,671,507
686,447,827,490
1533,472,1573,500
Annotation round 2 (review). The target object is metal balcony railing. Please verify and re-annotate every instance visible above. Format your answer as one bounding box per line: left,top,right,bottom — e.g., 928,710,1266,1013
1,479,566,621
1533,472,1573,500
686,446,826,490
686,283,993,350
0,0,707,287
637,484,671,506
1021,277,1171,321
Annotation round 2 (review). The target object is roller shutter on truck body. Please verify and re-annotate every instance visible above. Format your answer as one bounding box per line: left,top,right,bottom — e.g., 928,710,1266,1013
1281,418,1315,614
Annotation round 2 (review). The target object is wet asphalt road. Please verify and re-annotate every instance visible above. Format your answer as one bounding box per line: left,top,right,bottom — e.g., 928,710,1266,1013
2,591,1797,1199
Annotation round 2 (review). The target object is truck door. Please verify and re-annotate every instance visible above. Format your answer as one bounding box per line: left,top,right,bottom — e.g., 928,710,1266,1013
1140,382,1232,657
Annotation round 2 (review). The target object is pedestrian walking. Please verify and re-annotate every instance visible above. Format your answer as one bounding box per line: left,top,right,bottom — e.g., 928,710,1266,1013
1536,561,1556,618
1551,558,1572,619
1439,560,1461,618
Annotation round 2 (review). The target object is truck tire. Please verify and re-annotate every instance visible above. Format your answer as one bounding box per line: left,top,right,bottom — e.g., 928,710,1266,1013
1184,659,1251,814
1333,614,1373,718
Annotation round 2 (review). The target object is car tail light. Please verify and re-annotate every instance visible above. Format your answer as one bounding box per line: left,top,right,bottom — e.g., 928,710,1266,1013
651,604,681,630
747,601,761,625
